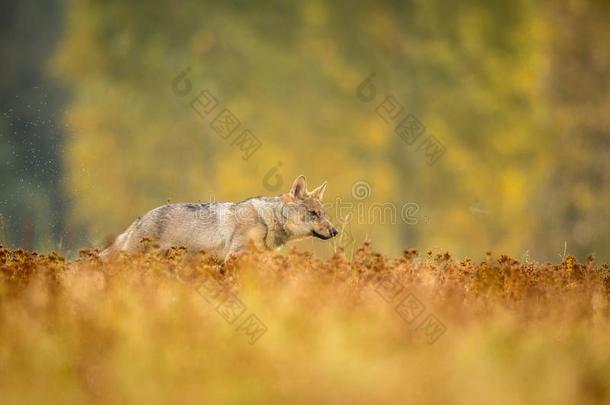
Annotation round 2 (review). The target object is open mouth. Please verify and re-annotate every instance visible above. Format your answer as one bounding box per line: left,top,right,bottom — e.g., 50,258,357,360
311,230,333,240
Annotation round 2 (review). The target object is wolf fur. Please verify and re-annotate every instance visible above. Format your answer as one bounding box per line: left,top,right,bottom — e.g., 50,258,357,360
100,176,338,261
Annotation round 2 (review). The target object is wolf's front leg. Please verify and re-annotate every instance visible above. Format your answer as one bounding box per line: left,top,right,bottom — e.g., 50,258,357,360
224,221,267,262
223,239,264,262
224,245,247,263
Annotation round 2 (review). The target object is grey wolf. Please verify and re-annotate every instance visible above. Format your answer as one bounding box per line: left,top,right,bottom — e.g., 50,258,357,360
100,175,338,261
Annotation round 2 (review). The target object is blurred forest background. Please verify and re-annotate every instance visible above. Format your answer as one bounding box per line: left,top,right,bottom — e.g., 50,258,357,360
1,0,608,261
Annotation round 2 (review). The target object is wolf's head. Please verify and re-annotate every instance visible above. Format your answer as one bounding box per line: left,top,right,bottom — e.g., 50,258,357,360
280,175,338,240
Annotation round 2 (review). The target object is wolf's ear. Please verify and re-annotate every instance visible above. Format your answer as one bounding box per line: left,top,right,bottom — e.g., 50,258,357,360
310,181,327,200
289,175,307,199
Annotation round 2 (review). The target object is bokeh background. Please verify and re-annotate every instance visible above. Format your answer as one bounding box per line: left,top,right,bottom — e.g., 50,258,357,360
1,0,609,261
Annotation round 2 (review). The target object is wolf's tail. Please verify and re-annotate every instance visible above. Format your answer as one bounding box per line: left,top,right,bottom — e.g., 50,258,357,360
99,237,121,261
98,245,115,261
99,219,138,261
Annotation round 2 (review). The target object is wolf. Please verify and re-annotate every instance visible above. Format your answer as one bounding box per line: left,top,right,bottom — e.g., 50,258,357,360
100,175,338,261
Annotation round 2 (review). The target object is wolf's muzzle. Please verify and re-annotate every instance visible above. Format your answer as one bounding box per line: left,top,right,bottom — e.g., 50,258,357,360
312,227,339,240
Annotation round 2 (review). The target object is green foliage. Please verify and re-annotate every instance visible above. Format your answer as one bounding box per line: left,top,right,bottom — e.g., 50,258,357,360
0,0,66,251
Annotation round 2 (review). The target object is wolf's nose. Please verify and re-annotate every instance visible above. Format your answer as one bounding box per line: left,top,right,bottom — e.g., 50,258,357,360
330,227,339,237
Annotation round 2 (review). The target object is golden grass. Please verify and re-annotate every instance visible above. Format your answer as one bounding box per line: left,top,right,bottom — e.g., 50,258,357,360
1,244,609,404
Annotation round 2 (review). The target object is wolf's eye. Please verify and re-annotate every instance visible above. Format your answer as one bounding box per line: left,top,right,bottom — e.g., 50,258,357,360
309,210,320,219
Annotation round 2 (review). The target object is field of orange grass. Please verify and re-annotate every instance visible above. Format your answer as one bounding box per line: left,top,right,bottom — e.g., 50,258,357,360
1,243,609,404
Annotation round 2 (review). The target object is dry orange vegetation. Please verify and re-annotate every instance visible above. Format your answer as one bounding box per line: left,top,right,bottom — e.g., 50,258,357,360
1,244,609,404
